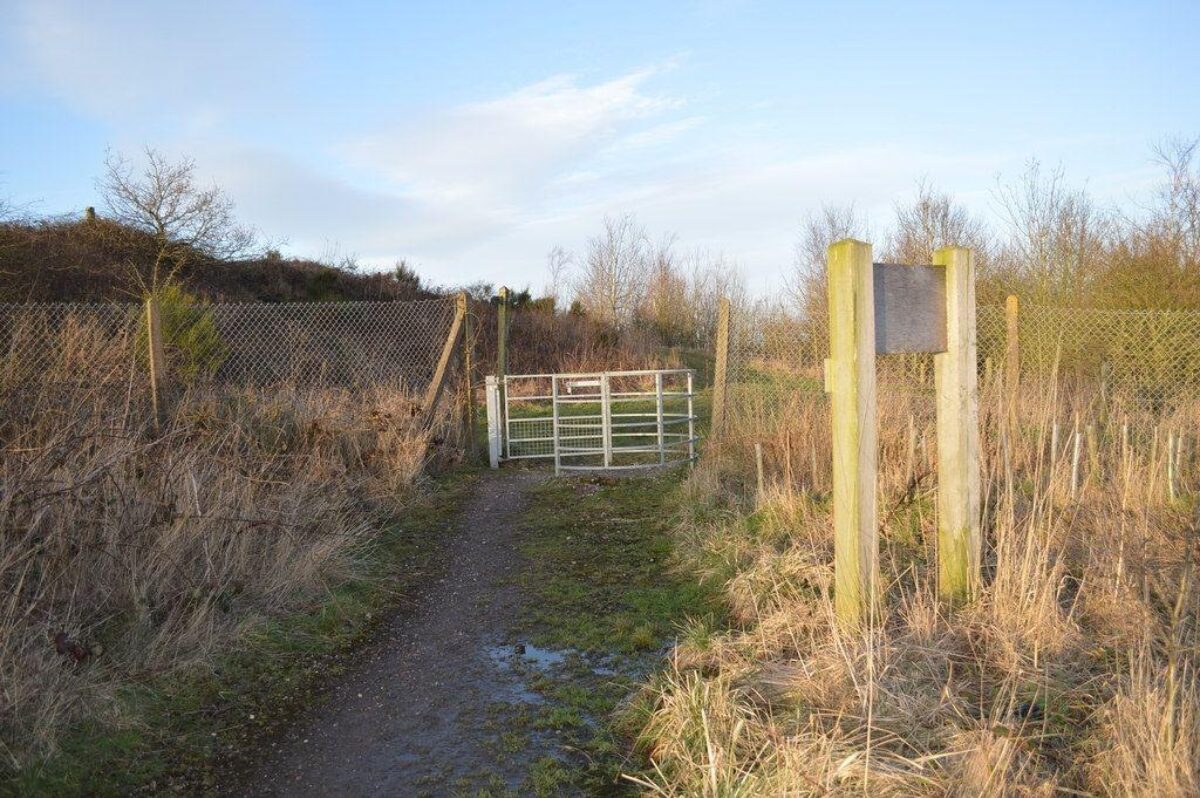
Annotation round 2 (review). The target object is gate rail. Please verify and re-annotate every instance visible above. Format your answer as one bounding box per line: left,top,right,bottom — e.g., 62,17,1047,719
486,368,697,474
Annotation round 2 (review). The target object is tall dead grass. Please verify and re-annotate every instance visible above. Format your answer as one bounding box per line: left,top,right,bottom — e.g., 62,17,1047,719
633,367,1200,796
0,318,447,771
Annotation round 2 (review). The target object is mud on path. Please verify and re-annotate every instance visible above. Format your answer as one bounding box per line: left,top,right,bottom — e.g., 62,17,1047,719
229,469,554,797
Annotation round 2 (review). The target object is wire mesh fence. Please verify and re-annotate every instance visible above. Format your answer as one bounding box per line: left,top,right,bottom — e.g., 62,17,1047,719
0,296,461,401
0,303,142,392
725,299,1200,434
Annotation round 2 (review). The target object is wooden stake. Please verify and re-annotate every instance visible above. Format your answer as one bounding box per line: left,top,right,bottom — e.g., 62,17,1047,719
1168,431,1178,502
905,414,917,487
422,293,467,428
711,296,731,438
755,442,765,507
810,444,819,494
145,295,168,431
1005,294,1020,427
461,294,476,456
1122,417,1130,464
496,286,510,381
825,239,878,628
1071,429,1082,499
934,246,981,605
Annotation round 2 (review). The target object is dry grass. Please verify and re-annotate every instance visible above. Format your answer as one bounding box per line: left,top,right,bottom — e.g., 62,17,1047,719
632,368,1200,796
0,318,448,772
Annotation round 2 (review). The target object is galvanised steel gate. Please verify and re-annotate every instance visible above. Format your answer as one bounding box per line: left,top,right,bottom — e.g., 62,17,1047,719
485,369,696,474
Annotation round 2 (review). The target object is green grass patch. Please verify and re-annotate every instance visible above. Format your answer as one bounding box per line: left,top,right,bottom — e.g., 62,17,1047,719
509,471,723,793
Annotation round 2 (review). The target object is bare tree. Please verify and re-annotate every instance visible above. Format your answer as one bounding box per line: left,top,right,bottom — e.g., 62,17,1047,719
1149,137,1200,267
544,245,573,308
791,203,868,315
683,249,746,347
575,213,649,326
992,159,1108,302
886,179,991,266
100,147,256,296
640,234,690,343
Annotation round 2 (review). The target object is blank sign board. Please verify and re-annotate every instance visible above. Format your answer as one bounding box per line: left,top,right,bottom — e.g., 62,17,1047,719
873,263,946,354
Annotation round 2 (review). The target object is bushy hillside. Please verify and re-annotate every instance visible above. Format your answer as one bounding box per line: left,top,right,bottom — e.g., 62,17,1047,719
0,213,436,303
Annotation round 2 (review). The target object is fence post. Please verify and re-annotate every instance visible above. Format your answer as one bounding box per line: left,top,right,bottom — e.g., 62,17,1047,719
1005,294,1020,424
754,442,765,507
600,372,613,468
934,246,981,605
655,371,665,464
711,297,730,437
145,295,168,431
551,375,561,475
825,239,878,628
485,376,502,468
497,286,510,382
422,295,467,428
461,293,476,457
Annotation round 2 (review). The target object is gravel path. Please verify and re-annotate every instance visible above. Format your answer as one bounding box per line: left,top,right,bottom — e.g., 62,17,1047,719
227,469,548,797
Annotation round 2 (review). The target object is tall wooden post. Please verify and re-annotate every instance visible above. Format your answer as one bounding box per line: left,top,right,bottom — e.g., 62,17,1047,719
496,286,510,382
711,297,730,437
460,293,476,455
934,246,981,604
145,295,168,431
1005,294,1020,425
825,239,878,628
422,294,467,429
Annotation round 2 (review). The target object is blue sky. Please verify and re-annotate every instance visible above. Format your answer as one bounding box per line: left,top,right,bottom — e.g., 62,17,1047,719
1,0,1198,295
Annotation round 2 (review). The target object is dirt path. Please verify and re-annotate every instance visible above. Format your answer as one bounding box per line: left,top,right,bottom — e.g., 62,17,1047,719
228,469,548,797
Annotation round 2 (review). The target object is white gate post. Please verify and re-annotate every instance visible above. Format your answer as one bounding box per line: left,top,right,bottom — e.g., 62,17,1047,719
686,370,696,465
600,373,613,468
655,372,665,464
551,374,562,476
485,375,502,468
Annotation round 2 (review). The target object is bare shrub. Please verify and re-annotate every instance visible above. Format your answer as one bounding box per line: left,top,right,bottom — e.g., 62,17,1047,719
0,314,440,770
632,372,1200,795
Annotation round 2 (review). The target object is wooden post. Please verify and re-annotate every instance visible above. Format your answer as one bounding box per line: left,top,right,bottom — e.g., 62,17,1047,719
825,239,878,628
422,294,467,428
1168,431,1178,502
933,246,981,605
754,442,765,507
496,286,510,382
145,295,168,431
1080,427,1089,494
711,297,731,437
1005,294,1020,414
461,294,476,457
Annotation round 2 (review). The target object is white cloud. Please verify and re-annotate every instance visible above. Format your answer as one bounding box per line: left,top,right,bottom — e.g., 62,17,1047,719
3,0,303,121
346,68,679,206
189,69,1029,295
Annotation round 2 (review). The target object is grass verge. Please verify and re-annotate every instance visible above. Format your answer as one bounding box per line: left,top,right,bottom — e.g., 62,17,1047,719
499,470,722,795
4,469,481,798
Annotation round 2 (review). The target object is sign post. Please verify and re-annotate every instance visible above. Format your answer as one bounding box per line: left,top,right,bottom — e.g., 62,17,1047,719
825,240,980,627
825,240,878,628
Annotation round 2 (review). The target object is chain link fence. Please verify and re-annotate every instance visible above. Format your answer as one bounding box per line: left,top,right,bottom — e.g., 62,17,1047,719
0,296,461,400
726,300,1200,431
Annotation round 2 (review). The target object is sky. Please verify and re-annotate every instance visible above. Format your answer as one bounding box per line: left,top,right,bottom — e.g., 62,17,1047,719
1,0,1198,296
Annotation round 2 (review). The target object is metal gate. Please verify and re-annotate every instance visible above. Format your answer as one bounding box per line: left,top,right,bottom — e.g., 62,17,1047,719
485,369,696,474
